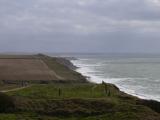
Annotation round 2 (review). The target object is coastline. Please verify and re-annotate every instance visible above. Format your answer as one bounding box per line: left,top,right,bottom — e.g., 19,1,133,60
0,55,160,119
70,58,160,102
69,58,160,114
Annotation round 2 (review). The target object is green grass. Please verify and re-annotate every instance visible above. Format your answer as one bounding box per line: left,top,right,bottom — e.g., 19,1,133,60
3,83,159,120
40,55,86,82
0,54,159,119
0,114,17,120
7,83,119,99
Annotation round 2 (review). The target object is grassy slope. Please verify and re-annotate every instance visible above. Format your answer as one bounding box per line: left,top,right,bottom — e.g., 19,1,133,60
2,83,159,120
0,54,159,120
39,55,86,82
0,54,86,83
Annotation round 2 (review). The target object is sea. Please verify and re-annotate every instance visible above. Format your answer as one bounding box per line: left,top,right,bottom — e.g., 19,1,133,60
50,53,160,101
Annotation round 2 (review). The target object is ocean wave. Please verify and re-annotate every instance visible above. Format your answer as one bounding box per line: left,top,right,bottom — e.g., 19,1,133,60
71,59,160,102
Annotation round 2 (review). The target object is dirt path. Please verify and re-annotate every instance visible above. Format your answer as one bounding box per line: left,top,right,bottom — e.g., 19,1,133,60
1,86,30,93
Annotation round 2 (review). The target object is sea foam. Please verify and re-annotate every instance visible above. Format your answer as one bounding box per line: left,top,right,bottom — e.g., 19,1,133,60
71,58,160,101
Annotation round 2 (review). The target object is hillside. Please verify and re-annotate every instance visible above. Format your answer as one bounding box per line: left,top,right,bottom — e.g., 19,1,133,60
0,54,86,84
0,83,158,120
0,54,159,120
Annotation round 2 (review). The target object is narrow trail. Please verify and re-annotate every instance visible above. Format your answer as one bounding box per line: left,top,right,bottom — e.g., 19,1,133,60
0,85,30,93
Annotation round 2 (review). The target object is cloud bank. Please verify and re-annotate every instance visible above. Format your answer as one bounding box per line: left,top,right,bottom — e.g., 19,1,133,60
0,0,160,53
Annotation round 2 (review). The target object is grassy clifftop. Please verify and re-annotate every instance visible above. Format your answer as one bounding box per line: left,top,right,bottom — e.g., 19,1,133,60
0,83,158,120
0,54,87,84
37,54,86,82
0,54,159,120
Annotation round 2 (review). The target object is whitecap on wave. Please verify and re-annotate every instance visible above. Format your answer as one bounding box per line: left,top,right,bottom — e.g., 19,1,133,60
71,59,160,101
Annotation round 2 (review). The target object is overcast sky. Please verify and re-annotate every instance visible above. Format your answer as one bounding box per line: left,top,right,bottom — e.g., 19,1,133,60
1,0,160,53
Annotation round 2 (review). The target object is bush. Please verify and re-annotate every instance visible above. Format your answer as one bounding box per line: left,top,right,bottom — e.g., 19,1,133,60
136,99,160,113
0,93,15,112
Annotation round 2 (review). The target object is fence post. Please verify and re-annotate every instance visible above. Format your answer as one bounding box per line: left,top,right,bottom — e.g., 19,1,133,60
58,88,61,97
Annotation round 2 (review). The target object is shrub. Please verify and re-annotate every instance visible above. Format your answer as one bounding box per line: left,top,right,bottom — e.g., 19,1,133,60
0,93,15,112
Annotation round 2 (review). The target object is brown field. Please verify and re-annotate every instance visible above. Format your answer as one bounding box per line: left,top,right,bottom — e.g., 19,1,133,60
0,59,59,81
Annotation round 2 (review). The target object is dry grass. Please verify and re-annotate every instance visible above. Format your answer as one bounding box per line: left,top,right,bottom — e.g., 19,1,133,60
0,59,58,81
0,54,87,83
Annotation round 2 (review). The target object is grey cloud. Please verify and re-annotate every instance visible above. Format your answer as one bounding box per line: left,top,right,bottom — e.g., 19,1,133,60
0,0,160,53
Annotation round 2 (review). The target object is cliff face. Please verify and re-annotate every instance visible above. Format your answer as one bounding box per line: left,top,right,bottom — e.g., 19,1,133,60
36,54,87,82
55,57,77,70
49,57,86,82
36,54,77,70
0,54,159,120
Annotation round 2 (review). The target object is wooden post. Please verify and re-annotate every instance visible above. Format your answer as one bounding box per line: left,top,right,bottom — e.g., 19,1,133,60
108,90,111,96
58,88,61,97
103,82,111,96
